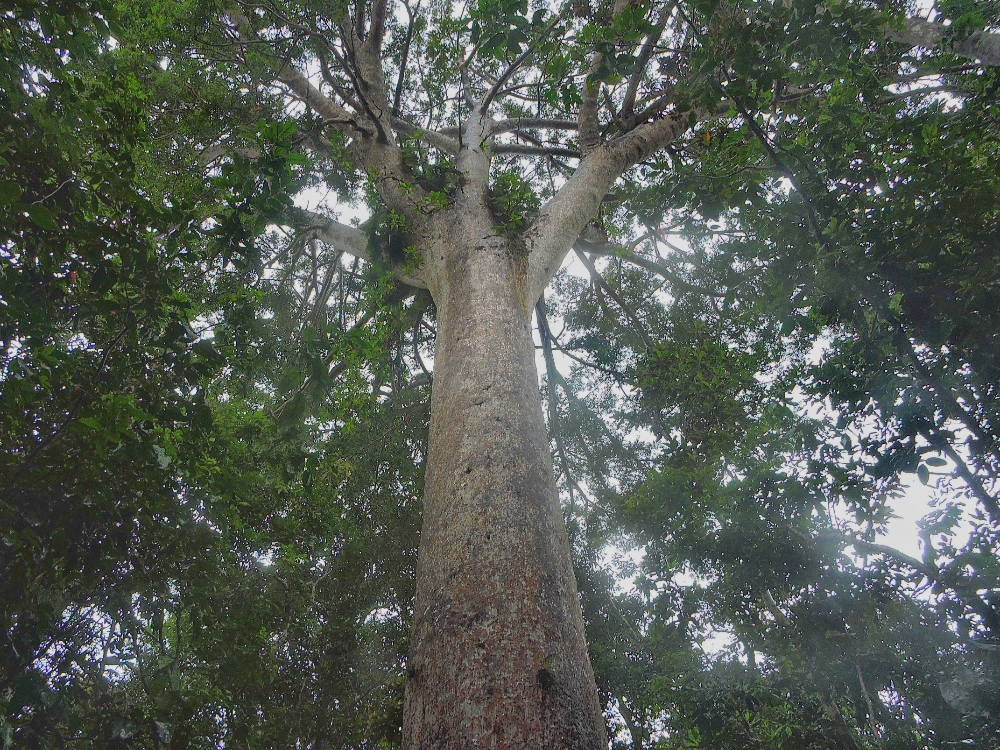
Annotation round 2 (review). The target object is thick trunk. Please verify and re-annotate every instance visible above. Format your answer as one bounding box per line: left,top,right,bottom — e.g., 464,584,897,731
401,224,606,749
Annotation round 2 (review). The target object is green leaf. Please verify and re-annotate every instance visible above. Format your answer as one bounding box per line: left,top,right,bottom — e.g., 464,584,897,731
917,463,930,485
26,204,59,230
0,180,22,205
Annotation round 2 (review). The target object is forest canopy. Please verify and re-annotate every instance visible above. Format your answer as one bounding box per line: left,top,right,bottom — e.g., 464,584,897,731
2,0,999,747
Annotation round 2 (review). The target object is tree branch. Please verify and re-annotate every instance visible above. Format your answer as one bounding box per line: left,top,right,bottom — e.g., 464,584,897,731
889,15,1000,68
392,0,418,116
828,532,1000,632
608,105,714,169
525,106,709,304
904,347,1000,462
363,0,391,53
492,143,582,158
390,115,460,153
578,237,728,297
284,206,371,261
934,435,1000,526
226,11,366,135
621,0,677,126
578,70,603,156
491,118,580,135
574,247,654,348
198,142,262,165
536,298,586,513
524,149,625,305
481,16,561,111
285,206,429,289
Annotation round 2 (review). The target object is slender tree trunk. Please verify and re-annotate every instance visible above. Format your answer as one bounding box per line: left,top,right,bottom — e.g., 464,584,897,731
402,221,606,749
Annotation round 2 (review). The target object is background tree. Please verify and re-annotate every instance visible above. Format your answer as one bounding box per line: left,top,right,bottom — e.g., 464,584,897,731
2,0,999,748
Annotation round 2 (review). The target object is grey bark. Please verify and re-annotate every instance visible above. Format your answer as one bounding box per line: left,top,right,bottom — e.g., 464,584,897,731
391,101,700,749
230,9,708,746
889,16,1000,68
402,213,607,748
264,83,701,750
222,3,1000,744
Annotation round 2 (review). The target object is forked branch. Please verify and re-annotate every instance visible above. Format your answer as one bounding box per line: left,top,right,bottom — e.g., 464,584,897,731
525,106,709,305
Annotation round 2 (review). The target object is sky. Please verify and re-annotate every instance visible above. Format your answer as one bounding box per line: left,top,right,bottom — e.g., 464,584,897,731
292,181,956,561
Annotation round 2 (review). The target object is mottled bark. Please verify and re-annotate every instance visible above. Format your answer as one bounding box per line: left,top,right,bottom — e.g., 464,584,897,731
889,16,1000,68
402,215,606,749
234,13,703,742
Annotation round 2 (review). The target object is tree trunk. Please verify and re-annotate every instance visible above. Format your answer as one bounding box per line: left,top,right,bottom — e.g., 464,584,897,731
402,223,606,749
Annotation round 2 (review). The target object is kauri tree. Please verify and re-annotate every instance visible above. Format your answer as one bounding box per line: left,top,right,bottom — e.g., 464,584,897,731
3,0,1000,747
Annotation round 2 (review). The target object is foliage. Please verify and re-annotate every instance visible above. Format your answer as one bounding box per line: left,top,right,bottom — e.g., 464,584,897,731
3,0,1000,747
